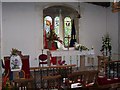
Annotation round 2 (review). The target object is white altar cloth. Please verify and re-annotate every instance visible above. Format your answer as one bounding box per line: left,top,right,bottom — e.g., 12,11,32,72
47,49,95,67
49,50,95,57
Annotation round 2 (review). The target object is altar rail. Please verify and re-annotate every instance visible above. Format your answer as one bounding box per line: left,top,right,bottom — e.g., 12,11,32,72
97,60,120,89
105,60,120,78
30,64,76,89
47,50,95,70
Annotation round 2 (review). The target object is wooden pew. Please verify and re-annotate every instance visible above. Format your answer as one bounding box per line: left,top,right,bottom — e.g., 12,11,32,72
67,70,99,89
30,64,76,89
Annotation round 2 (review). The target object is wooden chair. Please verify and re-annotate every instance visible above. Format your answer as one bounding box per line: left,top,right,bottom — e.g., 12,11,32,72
38,50,48,67
3,51,34,89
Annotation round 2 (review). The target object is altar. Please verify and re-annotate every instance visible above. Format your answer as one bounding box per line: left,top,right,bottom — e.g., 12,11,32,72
47,49,95,70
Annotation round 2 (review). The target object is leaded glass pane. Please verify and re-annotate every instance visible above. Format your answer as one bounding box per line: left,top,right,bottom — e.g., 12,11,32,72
54,16,60,35
64,17,72,46
44,16,52,33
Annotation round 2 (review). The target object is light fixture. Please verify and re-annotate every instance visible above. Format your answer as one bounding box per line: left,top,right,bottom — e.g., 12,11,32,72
112,0,120,13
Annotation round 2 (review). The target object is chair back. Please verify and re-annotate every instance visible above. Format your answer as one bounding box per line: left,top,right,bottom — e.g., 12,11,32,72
38,50,47,67
67,70,99,88
4,52,30,80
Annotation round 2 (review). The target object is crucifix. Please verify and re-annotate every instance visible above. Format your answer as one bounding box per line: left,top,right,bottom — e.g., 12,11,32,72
64,35,71,50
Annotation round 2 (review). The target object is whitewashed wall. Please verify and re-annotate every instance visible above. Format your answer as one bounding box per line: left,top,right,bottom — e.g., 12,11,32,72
2,2,118,67
79,3,107,55
0,2,2,88
2,2,44,67
107,7,118,55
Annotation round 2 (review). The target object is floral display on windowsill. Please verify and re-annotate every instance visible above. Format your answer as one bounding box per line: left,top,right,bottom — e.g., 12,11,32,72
47,25,62,42
74,42,89,51
46,25,62,50
100,33,112,60
45,24,63,65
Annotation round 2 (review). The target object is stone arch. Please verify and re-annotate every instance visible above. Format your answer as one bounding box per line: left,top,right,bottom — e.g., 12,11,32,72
43,3,80,49
43,3,79,18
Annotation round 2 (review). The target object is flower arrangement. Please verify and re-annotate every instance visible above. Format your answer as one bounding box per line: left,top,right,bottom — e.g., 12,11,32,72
47,25,63,43
74,42,88,51
58,60,65,65
11,48,19,56
2,76,11,89
47,25,59,41
100,33,112,56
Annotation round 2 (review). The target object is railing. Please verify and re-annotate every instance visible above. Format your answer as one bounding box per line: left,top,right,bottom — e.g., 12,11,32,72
30,64,76,89
105,60,120,79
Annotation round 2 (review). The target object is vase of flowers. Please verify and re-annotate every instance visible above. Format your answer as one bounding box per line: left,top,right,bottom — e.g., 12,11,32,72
11,48,19,56
74,42,88,51
47,25,62,50
100,33,112,60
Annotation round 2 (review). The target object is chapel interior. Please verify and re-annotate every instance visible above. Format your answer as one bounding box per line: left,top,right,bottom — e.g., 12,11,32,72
0,1,120,90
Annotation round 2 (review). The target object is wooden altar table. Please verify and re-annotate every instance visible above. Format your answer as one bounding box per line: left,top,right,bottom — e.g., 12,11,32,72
47,50,95,70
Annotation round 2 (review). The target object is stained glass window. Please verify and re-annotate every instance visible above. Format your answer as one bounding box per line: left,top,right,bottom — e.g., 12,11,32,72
64,17,72,47
44,16,52,33
54,16,60,35
43,5,78,49
44,16,72,48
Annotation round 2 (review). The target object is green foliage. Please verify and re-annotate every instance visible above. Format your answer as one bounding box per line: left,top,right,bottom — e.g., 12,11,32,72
100,33,112,56
11,48,19,55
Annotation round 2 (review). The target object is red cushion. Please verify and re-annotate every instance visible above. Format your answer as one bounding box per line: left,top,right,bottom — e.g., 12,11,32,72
97,76,120,85
50,57,57,65
39,54,47,61
39,62,47,64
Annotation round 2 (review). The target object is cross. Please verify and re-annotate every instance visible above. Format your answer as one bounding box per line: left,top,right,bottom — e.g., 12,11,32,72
64,35,71,50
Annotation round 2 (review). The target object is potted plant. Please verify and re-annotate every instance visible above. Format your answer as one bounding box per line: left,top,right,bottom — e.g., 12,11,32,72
100,33,112,60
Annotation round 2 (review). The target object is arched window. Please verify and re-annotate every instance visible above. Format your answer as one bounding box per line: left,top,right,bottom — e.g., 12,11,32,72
43,5,79,50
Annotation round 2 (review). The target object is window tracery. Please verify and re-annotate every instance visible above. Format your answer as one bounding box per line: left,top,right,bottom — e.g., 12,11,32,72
43,5,79,49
